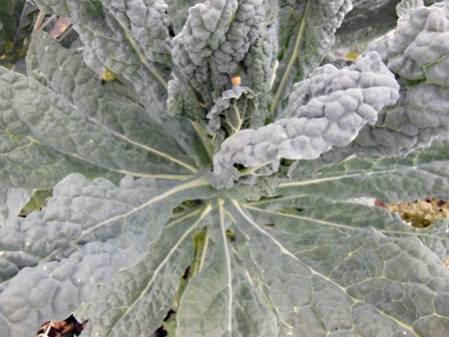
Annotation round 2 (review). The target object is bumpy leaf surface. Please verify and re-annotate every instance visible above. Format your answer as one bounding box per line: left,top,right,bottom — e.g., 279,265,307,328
101,0,172,68
172,0,274,109
0,174,212,336
1,1,448,337
371,2,449,86
213,52,400,186
347,81,449,156
334,1,449,158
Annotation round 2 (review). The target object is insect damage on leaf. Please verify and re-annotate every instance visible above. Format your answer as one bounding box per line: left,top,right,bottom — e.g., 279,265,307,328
383,197,449,228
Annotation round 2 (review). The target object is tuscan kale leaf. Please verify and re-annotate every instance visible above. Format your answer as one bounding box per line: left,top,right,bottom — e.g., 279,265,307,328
0,1,448,337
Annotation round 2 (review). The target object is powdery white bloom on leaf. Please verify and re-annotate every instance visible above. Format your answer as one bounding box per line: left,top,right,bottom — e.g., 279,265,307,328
213,52,400,187
0,1,447,337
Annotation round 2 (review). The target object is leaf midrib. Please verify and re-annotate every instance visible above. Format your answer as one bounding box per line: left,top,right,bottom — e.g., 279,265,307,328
80,176,209,237
103,5,169,90
270,0,310,115
38,177,209,264
104,204,212,337
218,198,233,334
243,204,447,241
231,200,420,337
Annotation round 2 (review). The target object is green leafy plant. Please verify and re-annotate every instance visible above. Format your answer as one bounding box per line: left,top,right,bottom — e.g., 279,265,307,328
0,0,449,336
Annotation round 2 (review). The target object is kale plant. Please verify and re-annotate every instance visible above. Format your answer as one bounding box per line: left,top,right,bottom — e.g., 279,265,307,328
0,0,449,336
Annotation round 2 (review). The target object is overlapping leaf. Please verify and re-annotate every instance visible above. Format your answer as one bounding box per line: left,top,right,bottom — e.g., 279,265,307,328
26,31,202,174
0,173,212,337
345,81,449,157
0,1,447,337
175,202,279,337
207,85,263,142
287,139,449,200
231,199,449,337
86,205,212,337
172,0,275,111
213,52,400,187
33,0,171,112
81,140,449,337
334,0,402,56
271,0,353,114
339,1,449,157
0,62,198,188
165,0,202,34
0,129,117,189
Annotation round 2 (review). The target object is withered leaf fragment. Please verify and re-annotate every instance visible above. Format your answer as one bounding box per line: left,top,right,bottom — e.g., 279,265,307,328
36,315,87,337
385,198,449,228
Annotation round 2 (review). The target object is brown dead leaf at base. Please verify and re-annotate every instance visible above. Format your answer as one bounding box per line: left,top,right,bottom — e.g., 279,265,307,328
377,197,449,228
36,315,87,337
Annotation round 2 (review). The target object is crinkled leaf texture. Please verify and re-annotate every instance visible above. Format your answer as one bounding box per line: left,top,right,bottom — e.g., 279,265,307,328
0,173,212,337
0,31,202,189
336,1,449,158
34,0,172,113
172,0,276,114
213,52,400,187
68,141,449,337
2,143,449,336
0,1,448,337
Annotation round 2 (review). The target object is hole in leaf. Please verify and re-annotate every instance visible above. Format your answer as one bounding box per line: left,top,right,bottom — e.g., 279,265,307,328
163,309,176,322
20,190,53,217
226,229,236,242
173,200,204,215
181,266,191,280
153,327,167,337
279,158,294,167
151,304,178,336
